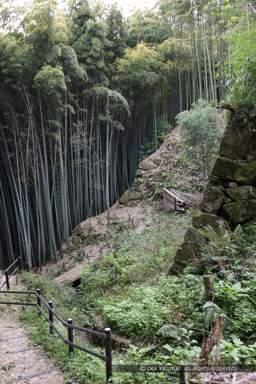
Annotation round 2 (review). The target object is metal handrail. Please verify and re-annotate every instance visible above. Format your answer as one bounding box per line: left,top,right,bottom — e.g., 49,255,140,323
0,259,112,383
0,257,21,286
35,291,107,338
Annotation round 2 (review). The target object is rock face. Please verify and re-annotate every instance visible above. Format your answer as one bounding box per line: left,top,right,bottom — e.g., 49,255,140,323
212,157,256,185
200,185,226,214
169,113,256,275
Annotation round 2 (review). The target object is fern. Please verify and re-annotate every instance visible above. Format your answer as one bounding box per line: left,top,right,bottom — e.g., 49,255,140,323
203,301,221,329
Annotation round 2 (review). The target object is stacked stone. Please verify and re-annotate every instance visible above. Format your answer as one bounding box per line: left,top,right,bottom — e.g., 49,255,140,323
117,158,160,208
170,118,256,275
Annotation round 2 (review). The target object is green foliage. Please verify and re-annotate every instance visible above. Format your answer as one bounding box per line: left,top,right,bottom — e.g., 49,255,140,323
139,115,172,160
220,337,256,365
79,211,189,304
18,218,256,383
102,286,167,340
222,3,256,110
19,307,106,383
177,99,222,178
34,65,67,105
118,43,160,92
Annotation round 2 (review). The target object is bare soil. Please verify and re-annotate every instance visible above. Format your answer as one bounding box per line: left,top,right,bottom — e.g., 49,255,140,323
43,200,156,285
0,278,64,384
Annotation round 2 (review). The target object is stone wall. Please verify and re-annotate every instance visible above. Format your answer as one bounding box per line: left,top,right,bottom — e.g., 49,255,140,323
170,113,256,275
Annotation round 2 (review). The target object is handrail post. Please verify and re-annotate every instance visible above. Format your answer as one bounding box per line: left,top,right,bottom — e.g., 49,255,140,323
36,289,41,308
68,318,74,354
49,301,53,334
179,364,187,384
105,328,112,383
5,271,10,290
18,257,22,271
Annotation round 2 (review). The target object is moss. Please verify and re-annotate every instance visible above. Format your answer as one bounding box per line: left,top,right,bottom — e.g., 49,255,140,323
222,200,256,224
212,156,256,185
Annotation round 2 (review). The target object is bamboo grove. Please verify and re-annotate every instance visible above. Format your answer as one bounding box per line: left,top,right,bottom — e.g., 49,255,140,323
0,0,255,267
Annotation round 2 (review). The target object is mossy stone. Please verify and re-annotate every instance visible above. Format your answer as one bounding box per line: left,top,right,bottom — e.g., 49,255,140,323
152,158,162,166
169,261,187,276
193,212,226,231
128,201,139,207
200,184,226,214
173,241,199,264
73,226,84,236
129,190,142,200
138,159,158,170
219,123,255,160
208,174,221,184
119,190,130,205
222,199,256,224
72,235,82,245
184,227,206,247
212,156,256,185
226,186,256,201
136,169,145,177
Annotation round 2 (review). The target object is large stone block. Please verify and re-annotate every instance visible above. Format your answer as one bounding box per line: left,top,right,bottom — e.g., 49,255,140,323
222,199,256,224
219,124,255,160
129,190,142,200
174,241,199,264
138,159,158,170
169,261,186,275
169,241,199,275
212,156,256,185
184,227,207,247
226,186,256,201
72,235,82,245
169,261,188,276
119,190,130,205
119,189,142,204
136,169,145,177
200,184,226,214
193,212,226,231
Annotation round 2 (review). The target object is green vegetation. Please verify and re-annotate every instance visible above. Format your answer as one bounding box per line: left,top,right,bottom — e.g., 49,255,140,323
1,0,256,382
19,214,256,383
177,99,222,178
1,0,255,268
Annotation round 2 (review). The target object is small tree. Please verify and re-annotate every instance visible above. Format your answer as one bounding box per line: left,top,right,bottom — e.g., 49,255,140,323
176,99,221,179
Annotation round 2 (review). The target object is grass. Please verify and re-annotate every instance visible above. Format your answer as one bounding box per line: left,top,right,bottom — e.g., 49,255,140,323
18,212,256,383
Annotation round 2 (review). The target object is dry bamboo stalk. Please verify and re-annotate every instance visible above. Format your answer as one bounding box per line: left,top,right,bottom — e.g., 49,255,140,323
200,314,227,360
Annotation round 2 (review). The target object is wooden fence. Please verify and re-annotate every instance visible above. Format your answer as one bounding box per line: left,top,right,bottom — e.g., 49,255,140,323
0,258,112,383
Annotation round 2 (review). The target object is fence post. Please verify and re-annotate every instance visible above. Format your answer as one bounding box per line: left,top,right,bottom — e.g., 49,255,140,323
68,318,74,354
18,257,22,271
178,365,187,384
5,271,10,290
36,289,41,308
49,301,53,334
105,328,112,383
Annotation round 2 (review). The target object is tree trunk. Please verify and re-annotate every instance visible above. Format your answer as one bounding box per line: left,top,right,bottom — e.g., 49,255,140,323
199,314,227,360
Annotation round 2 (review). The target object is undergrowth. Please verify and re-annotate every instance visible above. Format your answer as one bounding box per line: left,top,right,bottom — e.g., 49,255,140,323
19,214,256,383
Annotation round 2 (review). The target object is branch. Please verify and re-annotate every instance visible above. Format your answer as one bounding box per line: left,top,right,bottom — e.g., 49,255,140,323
216,104,236,113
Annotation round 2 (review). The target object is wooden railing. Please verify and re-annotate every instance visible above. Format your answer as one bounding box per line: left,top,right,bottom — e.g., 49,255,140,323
0,258,112,383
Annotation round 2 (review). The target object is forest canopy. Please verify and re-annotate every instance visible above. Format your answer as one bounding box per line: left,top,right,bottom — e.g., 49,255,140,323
0,0,255,268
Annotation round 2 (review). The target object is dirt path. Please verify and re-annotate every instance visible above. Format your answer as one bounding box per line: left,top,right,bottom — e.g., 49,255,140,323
203,371,256,384
0,279,64,384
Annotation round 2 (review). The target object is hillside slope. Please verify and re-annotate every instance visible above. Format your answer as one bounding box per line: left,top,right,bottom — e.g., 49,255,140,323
42,126,203,285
